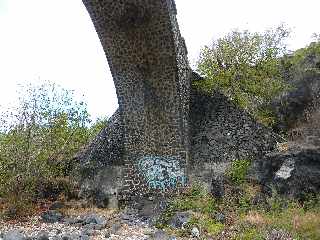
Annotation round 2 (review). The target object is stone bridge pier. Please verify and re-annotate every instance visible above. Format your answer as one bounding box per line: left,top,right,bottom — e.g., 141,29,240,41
82,0,191,198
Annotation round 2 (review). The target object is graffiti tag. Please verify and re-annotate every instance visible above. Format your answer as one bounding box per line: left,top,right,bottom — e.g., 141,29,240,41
137,156,187,191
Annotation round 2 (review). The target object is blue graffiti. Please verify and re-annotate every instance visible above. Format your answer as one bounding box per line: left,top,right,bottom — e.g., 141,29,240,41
137,156,187,191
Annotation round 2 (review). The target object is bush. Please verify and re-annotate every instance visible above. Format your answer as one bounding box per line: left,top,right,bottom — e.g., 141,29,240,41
227,159,251,185
156,184,221,237
0,81,104,215
195,25,291,126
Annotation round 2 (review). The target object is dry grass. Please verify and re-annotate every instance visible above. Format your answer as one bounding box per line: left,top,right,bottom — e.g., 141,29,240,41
243,184,262,199
292,211,320,238
276,142,289,152
234,206,320,239
60,200,119,217
244,211,268,227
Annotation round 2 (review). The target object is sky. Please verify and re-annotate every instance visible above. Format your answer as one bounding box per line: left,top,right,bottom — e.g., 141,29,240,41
0,0,319,120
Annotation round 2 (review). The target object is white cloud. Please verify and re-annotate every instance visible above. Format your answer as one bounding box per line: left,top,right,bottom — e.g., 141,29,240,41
0,0,319,120
0,0,117,120
175,0,320,66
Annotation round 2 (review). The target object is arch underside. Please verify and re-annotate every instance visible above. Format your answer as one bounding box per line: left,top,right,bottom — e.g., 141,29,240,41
83,0,191,197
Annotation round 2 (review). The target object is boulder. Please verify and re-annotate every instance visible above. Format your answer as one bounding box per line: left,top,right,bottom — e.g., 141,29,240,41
3,231,26,240
41,210,63,223
64,217,83,225
214,212,226,224
35,231,49,240
169,212,191,229
110,223,121,234
49,201,65,210
51,237,62,240
61,234,89,240
151,230,174,240
272,43,320,133
211,176,225,199
82,214,106,225
191,227,200,238
248,146,320,199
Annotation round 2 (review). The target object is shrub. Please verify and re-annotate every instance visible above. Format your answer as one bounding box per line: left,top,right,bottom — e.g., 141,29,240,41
156,184,222,237
227,159,251,185
0,81,104,216
157,182,320,239
195,25,291,126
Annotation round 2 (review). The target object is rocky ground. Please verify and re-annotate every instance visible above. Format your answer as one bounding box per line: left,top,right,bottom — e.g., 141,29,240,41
1,188,317,240
0,211,293,240
0,203,182,240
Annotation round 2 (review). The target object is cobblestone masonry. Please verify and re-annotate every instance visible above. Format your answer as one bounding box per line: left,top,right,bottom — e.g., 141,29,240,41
76,89,279,206
82,0,191,198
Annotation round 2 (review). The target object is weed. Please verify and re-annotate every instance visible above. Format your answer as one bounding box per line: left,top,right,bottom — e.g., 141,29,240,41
227,159,251,185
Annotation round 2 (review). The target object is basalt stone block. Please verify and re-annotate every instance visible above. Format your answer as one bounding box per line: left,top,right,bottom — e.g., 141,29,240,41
41,210,63,223
169,212,191,229
248,147,320,199
35,231,49,240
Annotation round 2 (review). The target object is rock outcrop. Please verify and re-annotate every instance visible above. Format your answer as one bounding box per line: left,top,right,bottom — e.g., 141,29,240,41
273,42,320,132
248,142,320,199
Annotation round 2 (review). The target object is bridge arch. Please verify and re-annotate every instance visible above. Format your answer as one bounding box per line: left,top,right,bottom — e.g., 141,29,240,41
82,0,191,197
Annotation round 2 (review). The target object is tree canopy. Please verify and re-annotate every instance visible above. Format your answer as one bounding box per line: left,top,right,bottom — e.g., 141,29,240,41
195,25,291,124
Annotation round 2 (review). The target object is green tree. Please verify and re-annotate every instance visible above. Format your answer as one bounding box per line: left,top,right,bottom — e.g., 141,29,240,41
195,25,291,125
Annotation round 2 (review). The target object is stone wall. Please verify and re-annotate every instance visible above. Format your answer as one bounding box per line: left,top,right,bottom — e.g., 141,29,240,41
82,0,191,198
76,89,279,205
189,89,279,189
75,110,124,207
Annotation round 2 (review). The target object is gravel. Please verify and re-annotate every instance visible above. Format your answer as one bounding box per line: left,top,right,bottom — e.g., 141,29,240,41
0,213,156,240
